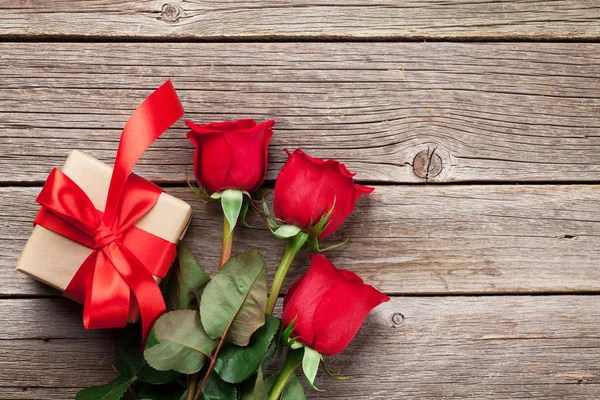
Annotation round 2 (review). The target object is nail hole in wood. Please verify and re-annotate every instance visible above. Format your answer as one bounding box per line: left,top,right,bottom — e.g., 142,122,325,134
391,312,404,327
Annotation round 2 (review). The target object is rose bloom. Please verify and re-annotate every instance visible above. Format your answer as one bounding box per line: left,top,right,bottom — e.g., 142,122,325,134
273,149,374,238
186,119,274,193
281,254,389,356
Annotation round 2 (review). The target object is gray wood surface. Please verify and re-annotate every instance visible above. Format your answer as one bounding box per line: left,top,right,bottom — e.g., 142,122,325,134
1,297,599,398
2,2,600,398
4,185,600,296
1,43,599,184
0,1,599,40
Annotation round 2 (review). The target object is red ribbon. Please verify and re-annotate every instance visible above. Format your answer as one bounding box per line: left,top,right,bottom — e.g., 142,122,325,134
34,81,185,343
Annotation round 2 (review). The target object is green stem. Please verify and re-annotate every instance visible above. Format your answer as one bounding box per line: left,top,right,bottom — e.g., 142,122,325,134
189,215,234,399
267,349,303,400
193,332,226,400
185,373,197,400
265,232,309,315
127,386,140,400
219,215,233,268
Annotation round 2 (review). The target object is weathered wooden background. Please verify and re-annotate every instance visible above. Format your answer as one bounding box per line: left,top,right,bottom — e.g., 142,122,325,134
1,1,599,399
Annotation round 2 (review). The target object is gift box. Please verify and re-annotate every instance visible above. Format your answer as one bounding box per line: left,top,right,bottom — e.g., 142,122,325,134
17,150,192,308
16,81,189,341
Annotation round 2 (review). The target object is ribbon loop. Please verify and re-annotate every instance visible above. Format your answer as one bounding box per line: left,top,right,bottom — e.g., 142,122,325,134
34,80,184,344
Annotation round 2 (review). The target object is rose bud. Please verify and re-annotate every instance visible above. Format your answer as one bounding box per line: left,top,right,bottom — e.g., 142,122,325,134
281,254,389,356
273,149,374,238
186,119,275,193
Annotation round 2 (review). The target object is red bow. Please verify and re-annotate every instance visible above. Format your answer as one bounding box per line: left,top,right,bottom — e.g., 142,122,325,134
34,81,185,343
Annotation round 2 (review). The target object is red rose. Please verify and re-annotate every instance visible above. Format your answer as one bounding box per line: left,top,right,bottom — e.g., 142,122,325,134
186,119,274,193
281,254,389,356
273,149,374,238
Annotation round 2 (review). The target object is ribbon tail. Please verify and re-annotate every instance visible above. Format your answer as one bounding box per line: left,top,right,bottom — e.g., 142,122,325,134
84,249,131,330
64,251,98,304
108,242,166,345
104,80,184,226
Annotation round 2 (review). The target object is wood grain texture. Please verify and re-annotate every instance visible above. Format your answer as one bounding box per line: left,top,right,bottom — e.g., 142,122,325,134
0,1,599,40
4,185,600,296
1,297,599,398
1,43,599,184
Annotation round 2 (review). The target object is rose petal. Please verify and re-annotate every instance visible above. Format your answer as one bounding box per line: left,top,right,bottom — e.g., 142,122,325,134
185,119,256,134
281,254,348,346
339,269,364,284
224,120,274,191
283,275,304,311
274,149,320,229
312,282,390,356
355,183,375,197
274,149,370,238
186,131,232,192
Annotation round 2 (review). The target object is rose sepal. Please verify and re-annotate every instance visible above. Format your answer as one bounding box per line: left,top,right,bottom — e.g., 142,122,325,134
305,200,335,237
278,316,298,356
302,346,325,392
219,189,244,234
209,189,255,232
187,172,255,231
321,358,353,381
278,319,324,392
271,224,302,239
186,170,212,202
262,200,342,243
307,236,349,253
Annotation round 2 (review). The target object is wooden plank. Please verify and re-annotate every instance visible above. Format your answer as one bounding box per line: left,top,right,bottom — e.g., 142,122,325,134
4,185,600,296
0,297,599,398
1,43,599,184
0,1,599,40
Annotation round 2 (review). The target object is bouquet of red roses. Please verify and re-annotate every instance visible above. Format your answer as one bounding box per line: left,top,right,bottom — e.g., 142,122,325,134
76,118,388,400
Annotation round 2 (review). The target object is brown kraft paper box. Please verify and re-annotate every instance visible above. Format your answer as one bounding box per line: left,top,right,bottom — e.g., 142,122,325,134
16,150,192,321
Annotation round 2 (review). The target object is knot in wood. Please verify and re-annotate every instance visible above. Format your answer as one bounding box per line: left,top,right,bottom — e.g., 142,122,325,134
161,3,182,23
391,312,404,327
413,148,442,180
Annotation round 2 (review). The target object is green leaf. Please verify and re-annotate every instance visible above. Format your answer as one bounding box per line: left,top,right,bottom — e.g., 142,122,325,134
214,315,280,383
200,250,268,346
114,325,181,384
239,370,268,400
302,347,323,391
261,341,278,376
122,392,136,400
144,310,217,374
76,376,135,400
200,373,237,400
270,224,302,239
165,242,211,311
264,373,306,400
221,189,244,233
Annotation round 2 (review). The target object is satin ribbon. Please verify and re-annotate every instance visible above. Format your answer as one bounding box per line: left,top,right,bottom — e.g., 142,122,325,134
34,81,185,343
